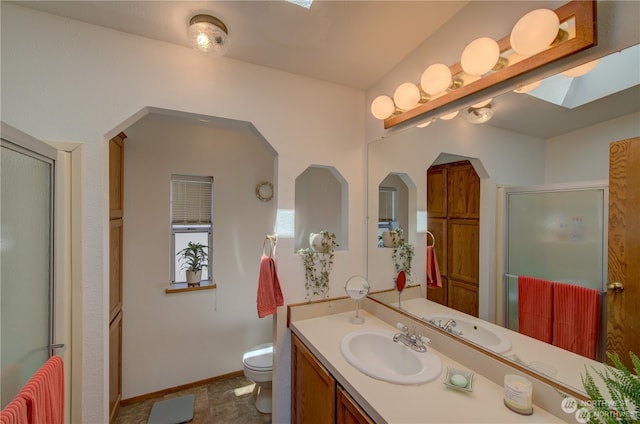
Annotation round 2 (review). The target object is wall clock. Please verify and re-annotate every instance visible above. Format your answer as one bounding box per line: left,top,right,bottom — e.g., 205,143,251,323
255,181,274,201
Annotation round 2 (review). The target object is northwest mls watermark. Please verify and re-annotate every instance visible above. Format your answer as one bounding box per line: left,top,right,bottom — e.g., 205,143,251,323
561,396,638,423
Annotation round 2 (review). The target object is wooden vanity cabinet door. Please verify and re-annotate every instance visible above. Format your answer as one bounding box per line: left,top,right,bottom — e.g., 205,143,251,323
292,334,336,424
336,385,374,424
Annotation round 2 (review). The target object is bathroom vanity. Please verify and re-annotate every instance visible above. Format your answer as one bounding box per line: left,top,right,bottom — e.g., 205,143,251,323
289,297,568,424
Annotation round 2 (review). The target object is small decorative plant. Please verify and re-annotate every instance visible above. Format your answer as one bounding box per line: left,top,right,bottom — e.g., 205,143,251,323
390,228,414,279
577,351,639,424
298,231,338,299
177,242,209,287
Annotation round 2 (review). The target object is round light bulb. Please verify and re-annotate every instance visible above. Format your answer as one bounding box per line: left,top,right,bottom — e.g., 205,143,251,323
421,64,452,95
510,9,559,56
514,80,542,93
393,83,421,110
461,37,501,76
440,110,459,120
561,59,600,78
370,95,396,120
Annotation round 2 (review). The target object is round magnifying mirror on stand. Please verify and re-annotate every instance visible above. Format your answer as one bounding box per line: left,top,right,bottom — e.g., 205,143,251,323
345,275,370,324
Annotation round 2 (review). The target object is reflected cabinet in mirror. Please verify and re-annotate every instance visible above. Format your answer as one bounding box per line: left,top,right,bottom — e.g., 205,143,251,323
367,45,640,397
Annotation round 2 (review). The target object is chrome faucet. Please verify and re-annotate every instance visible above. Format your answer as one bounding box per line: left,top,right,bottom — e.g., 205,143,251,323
424,317,463,336
393,323,430,353
441,319,457,332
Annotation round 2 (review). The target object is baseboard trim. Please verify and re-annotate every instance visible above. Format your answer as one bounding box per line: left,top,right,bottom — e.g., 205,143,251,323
120,370,245,406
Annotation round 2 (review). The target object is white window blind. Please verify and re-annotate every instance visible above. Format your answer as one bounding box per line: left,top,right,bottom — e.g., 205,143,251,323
171,175,213,225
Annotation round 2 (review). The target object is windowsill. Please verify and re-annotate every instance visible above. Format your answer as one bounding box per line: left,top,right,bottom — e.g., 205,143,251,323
165,281,217,294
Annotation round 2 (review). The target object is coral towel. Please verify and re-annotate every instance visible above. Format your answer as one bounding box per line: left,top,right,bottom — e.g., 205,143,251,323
257,255,284,318
518,276,554,343
553,283,600,359
426,246,443,288
0,396,28,424
4,355,64,424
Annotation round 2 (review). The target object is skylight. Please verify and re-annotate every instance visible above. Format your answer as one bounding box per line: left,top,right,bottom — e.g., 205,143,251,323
287,0,313,9
526,44,640,109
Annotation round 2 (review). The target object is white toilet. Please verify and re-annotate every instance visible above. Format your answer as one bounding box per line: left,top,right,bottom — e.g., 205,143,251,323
242,342,273,413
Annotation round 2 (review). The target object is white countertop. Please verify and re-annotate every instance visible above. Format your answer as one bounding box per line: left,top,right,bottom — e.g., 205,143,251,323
291,310,565,424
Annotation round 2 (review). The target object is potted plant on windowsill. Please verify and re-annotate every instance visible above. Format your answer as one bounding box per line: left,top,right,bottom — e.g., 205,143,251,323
177,242,209,287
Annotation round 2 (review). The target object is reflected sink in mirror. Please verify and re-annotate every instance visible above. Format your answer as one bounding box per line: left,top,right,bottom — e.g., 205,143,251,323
340,328,442,385
424,315,512,354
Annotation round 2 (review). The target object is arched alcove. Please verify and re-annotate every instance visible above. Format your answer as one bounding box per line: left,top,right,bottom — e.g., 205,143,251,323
294,165,348,252
377,172,413,248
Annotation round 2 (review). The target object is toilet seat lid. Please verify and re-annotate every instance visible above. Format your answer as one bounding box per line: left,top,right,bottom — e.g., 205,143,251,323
243,343,273,371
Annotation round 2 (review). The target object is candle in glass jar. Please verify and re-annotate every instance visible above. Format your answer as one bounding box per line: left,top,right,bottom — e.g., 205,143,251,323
504,374,533,414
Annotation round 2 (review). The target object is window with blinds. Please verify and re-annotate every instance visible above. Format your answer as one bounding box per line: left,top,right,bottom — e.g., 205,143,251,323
171,174,213,283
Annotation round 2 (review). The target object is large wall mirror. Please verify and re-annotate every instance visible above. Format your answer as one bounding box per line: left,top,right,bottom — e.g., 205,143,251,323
367,44,639,396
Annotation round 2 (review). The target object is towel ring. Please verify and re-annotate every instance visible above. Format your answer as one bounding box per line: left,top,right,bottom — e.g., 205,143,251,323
427,231,435,248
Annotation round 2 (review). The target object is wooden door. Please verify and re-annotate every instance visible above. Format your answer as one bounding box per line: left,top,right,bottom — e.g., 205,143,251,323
336,385,374,424
109,132,125,422
607,137,640,369
291,334,335,424
427,161,479,315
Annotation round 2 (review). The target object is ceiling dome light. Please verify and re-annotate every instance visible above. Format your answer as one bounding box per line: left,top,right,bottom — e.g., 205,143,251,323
440,110,459,120
188,14,230,56
421,64,454,95
393,83,421,110
461,38,506,76
561,58,600,78
514,80,542,93
510,9,560,56
416,120,432,128
371,95,396,120
467,104,493,124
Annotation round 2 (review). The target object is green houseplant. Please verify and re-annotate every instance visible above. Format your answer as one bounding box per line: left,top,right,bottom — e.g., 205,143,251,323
389,228,414,280
177,241,209,287
576,352,639,424
298,231,338,299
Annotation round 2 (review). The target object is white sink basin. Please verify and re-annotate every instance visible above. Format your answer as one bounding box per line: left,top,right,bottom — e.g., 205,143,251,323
425,315,511,354
340,328,442,385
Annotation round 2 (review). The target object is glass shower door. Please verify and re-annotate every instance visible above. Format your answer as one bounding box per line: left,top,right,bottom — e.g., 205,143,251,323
1,140,54,408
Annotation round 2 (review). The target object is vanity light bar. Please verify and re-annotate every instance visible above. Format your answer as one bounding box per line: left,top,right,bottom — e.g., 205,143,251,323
377,0,596,129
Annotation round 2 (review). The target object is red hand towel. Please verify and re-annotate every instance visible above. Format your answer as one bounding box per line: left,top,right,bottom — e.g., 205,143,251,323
257,255,284,318
553,283,600,359
17,355,64,424
426,246,442,288
518,276,554,343
0,396,29,424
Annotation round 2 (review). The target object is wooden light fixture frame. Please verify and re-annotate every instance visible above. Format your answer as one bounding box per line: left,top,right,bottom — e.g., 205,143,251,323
383,0,596,129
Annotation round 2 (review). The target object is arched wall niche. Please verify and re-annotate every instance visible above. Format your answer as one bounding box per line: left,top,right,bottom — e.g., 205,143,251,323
377,172,413,247
294,165,348,252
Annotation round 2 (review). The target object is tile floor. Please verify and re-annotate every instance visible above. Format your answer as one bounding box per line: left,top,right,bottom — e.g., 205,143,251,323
115,375,272,424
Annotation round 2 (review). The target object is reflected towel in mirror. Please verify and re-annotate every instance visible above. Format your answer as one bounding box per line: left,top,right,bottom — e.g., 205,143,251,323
553,282,599,359
426,246,442,287
518,276,553,343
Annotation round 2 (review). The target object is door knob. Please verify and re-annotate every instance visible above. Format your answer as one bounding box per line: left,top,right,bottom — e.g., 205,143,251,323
607,282,624,293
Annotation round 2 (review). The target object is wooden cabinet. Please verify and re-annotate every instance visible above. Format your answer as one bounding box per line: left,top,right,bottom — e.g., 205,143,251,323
292,334,335,424
427,161,480,316
109,132,125,423
292,334,373,424
336,386,374,424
